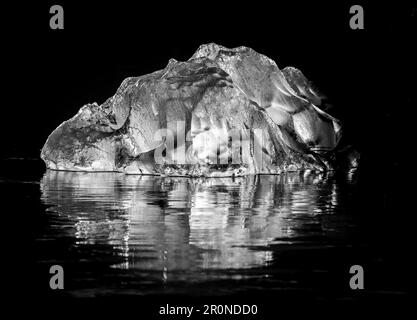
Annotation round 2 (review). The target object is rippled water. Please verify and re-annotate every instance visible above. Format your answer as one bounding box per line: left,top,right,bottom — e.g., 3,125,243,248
35,170,363,297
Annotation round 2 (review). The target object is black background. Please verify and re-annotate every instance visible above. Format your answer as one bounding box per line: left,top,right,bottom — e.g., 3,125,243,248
3,1,415,318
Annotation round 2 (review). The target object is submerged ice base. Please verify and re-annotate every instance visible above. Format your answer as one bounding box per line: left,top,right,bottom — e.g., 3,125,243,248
41,43,358,176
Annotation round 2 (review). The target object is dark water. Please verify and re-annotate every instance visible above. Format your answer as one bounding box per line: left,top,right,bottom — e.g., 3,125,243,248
2,159,410,305
36,168,365,297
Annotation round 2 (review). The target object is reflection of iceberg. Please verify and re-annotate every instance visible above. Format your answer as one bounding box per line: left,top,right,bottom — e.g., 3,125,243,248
40,170,341,281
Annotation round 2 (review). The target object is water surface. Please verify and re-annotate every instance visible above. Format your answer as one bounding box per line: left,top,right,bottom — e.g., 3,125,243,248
36,170,362,297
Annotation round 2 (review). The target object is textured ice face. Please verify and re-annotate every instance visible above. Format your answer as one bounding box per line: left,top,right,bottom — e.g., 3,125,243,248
41,43,356,176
